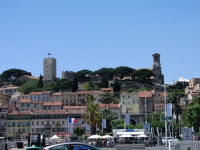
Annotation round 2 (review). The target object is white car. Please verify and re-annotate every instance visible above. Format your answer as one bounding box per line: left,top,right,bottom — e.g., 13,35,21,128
162,137,178,145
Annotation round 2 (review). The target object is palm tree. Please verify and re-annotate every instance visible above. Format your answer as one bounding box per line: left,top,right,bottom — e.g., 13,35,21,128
82,94,102,135
168,89,182,136
100,93,115,108
55,121,62,135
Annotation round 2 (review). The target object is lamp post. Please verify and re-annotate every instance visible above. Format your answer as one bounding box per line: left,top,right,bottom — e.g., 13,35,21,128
154,83,169,147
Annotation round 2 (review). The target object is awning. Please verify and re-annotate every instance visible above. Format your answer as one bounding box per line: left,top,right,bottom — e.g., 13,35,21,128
117,132,144,135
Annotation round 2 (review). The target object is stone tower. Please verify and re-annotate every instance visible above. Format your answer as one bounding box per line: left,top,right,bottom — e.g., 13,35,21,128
43,57,56,83
152,53,164,84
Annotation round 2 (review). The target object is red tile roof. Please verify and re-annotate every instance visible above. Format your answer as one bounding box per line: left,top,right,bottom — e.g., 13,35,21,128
18,99,31,103
139,91,152,98
43,102,62,106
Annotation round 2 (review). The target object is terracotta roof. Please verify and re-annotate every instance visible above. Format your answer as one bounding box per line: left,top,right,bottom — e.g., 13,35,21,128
29,92,42,95
0,104,8,108
77,91,91,94
42,91,51,94
31,109,86,115
101,88,113,91
43,102,62,106
18,99,31,103
24,75,39,80
8,109,31,115
63,106,87,109
99,103,120,109
139,91,153,98
52,92,62,96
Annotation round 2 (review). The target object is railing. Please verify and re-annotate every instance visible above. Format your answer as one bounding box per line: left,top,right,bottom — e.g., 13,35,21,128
170,141,200,150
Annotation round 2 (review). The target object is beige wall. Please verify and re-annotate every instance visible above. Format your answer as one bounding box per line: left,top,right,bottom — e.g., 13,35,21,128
121,92,140,115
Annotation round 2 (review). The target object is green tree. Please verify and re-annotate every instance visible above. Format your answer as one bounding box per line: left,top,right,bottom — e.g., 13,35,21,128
93,67,114,80
100,93,115,108
83,83,92,91
114,66,135,80
37,75,43,88
113,79,121,92
100,76,108,88
54,79,73,92
72,78,78,92
17,81,38,94
55,121,62,135
0,68,31,84
82,94,102,135
167,89,183,136
43,83,56,91
75,70,93,82
133,69,154,82
74,127,85,137
182,95,200,132
110,119,124,129
102,109,118,133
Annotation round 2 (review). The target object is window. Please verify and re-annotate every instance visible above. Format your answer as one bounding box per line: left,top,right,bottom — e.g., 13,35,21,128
123,96,125,98
32,121,34,125
32,128,34,133
62,121,64,125
26,103,30,107
128,95,130,98
69,144,96,150
49,144,68,150
52,121,55,125
41,121,44,125
21,103,24,107
37,121,39,125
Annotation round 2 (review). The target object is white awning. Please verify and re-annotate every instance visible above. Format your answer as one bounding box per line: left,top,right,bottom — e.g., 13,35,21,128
117,132,144,135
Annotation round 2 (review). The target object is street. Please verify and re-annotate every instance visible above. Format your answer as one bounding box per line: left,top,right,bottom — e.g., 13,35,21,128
11,146,168,150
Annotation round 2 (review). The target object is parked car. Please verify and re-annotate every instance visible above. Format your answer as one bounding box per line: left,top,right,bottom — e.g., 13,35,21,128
162,137,178,145
43,142,101,150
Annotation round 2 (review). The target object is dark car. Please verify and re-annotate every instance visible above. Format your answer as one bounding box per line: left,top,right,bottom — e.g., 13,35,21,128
43,142,101,150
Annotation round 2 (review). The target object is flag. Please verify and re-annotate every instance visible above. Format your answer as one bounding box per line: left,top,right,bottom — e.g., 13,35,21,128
125,113,130,125
102,118,106,129
68,118,78,124
167,103,172,117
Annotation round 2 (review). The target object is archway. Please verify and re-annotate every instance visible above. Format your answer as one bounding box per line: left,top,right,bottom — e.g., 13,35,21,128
130,119,136,126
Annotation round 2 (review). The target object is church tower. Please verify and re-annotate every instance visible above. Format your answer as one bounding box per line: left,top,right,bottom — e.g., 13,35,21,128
152,53,164,84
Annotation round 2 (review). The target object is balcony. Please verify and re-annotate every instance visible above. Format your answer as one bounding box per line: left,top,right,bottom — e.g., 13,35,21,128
44,125,52,129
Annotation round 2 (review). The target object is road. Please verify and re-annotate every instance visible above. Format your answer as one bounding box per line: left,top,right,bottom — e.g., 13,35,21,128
11,146,168,150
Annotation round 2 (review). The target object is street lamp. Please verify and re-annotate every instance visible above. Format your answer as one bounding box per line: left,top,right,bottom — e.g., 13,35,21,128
153,83,170,147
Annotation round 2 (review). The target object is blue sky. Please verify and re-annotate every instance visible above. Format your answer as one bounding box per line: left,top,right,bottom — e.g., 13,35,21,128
0,1,200,84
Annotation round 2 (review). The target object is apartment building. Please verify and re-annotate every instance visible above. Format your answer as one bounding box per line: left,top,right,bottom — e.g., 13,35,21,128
0,93,10,104
0,104,8,139
139,91,153,114
7,110,31,140
30,109,86,137
29,91,51,102
120,92,140,125
0,85,19,95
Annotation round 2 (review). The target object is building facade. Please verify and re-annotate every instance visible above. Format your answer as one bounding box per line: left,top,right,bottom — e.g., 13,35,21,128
43,57,56,83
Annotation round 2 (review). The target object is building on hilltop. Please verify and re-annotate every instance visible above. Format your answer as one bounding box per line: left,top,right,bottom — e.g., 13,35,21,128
61,71,76,80
43,57,56,83
152,53,164,84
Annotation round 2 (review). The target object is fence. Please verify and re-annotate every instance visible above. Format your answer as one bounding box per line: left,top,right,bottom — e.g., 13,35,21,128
170,141,200,150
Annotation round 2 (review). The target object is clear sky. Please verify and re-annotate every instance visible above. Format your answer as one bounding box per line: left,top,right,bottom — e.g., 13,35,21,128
0,1,199,84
